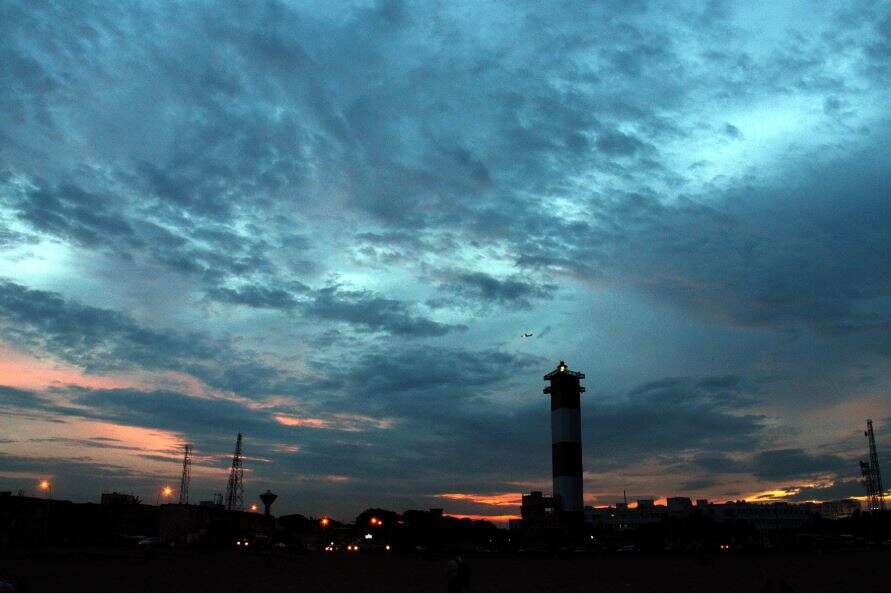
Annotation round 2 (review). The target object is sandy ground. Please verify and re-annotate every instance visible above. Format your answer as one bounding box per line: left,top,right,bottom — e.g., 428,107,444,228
2,547,891,592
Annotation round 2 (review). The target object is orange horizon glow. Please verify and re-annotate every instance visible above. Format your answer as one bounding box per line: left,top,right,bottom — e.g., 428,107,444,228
0,345,144,392
445,513,519,524
436,492,521,506
0,344,229,398
614,497,669,508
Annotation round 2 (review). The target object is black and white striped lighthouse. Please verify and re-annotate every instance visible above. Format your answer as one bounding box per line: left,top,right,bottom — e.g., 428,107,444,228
543,360,585,519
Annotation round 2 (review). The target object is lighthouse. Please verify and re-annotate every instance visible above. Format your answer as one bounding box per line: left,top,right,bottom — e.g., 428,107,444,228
543,360,585,520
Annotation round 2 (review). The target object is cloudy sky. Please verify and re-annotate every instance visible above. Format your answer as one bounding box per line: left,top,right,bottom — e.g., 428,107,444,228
1,0,890,522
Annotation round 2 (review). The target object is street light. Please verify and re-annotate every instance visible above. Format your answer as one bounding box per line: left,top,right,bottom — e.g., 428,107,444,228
320,517,330,527
157,485,173,505
250,503,258,512
38,480,52,499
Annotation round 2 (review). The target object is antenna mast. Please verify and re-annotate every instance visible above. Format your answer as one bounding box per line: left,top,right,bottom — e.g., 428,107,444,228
860,419,885,511
225,433,244,511
178,444,192,505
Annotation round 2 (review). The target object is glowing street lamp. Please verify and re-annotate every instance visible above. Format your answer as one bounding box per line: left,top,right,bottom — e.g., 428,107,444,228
250,503,258,512
320,517,330,527
38,480,52,498
157,485,173,505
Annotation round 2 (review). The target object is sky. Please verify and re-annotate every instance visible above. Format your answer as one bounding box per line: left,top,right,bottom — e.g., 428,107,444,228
1,0,890,523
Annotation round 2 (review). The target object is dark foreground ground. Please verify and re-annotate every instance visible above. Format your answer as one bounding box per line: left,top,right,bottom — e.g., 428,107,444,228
2,547,891,592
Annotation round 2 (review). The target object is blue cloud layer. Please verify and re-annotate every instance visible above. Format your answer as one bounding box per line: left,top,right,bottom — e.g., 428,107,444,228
1,0,890,516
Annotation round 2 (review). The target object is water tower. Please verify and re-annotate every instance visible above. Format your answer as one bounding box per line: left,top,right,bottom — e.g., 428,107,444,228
259,489,278,516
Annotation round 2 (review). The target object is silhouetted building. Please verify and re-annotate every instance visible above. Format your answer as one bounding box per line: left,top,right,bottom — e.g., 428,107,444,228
586,503,664,531
521,491,559,524
582,497,826,550
819,498,861,520
0,493,158,546
707,501,814,530
512,492,564,546
667,497,693,514
100,492,140,506
159,504,272,547
0,493,60,546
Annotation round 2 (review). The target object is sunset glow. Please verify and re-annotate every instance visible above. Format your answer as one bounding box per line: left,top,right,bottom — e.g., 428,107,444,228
273,414,330,429
445,514,520,525
436,492,522,507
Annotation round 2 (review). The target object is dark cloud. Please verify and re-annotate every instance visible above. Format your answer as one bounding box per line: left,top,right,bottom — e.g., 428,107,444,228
0,452,141,481
587,376,764,466
339,346,538,399
0,280,292,396
67,388,292,442
722,123,742,138
0,224,36,248
692,454,749,474
515,147,891,351
865,12,891,78
751,449,851,481
823,96,843,113
0,385,35,403
28,437,145,452
692,448,858,484
595,130,650,156
681,478,717,492
429,270,556,310
12,182,136,248
785,478,865,502
305,287,465,337
206,284,302,309
0,279,217,371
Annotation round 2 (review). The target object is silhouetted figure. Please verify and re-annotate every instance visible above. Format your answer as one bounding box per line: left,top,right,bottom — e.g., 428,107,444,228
447,555,470,592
